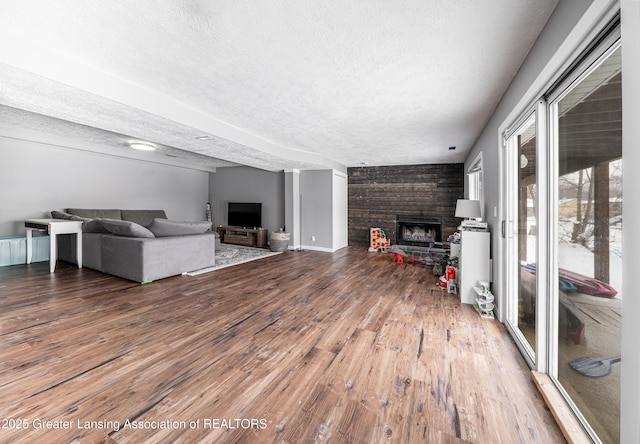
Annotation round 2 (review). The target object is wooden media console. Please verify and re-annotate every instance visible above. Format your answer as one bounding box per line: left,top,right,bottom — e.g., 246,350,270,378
217,226,268,248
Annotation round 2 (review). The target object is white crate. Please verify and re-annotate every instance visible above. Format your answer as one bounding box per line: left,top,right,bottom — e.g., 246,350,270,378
0,236,50,266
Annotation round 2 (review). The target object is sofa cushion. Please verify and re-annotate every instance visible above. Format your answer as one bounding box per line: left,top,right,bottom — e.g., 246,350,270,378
98,219,155,238
148,218,211,237
66,208,122,220
121,209,167,227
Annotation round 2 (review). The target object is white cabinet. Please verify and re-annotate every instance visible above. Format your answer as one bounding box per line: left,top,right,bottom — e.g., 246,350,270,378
458,230,490,305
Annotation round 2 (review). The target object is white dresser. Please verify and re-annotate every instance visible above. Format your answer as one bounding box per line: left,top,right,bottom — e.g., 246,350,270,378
458,230,490,305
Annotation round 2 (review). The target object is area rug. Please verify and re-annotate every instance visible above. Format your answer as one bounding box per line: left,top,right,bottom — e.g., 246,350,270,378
184,243,281,275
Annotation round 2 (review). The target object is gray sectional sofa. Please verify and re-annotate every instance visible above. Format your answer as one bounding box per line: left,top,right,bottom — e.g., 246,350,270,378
52,208,216,283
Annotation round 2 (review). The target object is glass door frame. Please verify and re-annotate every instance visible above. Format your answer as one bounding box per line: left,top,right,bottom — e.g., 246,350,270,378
502,102,549,372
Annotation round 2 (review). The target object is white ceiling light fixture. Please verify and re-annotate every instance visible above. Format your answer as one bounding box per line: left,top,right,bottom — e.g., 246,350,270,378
129,141,156,151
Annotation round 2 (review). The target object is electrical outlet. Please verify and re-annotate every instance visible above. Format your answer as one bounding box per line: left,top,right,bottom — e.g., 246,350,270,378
311,236,316,242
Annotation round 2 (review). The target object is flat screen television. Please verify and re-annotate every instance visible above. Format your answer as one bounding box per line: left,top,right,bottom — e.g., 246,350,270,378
228,202,262,228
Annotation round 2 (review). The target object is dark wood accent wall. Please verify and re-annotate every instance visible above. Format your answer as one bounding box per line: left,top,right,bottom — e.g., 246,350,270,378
348,164,464,247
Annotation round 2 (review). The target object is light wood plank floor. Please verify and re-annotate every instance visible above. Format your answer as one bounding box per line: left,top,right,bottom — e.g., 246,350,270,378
0,248,564,443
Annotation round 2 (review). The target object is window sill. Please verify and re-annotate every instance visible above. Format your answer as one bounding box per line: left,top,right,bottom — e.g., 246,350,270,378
531,371,592,444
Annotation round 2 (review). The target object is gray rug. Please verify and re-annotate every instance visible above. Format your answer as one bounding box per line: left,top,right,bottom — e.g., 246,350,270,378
184,243,281,275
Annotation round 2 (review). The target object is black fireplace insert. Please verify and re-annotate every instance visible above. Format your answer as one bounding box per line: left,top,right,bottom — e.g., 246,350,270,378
396,215,442,246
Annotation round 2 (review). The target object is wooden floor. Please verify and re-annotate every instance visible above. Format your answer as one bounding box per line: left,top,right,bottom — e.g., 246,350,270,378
0,248,564,443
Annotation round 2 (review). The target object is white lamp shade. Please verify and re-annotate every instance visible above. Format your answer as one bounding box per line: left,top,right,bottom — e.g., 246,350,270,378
455,199,481,218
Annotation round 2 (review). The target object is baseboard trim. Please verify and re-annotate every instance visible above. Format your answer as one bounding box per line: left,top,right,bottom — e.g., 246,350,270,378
288,245,338,253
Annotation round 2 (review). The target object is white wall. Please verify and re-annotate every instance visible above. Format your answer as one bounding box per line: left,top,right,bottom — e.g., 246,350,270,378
0,137,209,237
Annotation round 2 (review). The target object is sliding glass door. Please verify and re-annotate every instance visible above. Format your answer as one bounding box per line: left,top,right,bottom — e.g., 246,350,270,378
549,42,622,443
505,112,539,365
503,26,622,443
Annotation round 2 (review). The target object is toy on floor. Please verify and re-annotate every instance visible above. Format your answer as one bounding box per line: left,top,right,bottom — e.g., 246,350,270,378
436,259,458,293
473,280,495,319
369,228,391,252
446,266,457,294
387,245,408,263
386,245,430,266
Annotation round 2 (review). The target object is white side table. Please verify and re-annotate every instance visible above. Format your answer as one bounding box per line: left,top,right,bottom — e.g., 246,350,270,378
25,219,83,273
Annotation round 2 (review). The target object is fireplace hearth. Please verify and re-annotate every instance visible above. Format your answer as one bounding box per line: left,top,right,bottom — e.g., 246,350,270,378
396,216,442,246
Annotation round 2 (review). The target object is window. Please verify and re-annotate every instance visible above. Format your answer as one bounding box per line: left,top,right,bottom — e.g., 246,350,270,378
468,154,484,218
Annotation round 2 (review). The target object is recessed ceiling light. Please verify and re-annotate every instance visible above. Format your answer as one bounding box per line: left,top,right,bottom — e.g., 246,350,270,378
129,142,156,151
196,135,213,141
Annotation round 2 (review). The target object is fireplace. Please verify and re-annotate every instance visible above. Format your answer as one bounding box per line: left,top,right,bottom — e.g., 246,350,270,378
396,216,442,246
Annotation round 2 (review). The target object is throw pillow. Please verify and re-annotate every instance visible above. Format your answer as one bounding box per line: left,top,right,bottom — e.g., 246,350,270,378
66,208,121,220
82,219,110,233
51,210,72,219
148,218,212,237
98,219,155,238
51,210,89,221
121,209,167,227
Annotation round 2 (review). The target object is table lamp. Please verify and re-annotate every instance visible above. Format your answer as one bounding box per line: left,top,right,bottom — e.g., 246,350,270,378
455,199,481,220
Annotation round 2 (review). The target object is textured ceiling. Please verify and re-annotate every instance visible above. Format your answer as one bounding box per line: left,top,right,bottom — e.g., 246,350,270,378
0,0,559,172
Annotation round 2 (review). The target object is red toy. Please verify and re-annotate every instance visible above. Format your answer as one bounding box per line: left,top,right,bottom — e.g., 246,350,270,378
446,266,456,281
387,246,408,263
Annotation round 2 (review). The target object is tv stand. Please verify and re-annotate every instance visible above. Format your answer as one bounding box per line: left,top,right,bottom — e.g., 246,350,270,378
217,226,268,248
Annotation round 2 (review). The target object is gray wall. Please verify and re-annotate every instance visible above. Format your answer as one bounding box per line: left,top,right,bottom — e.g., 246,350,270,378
209,166,285,236
0,137,209,237
208,167,337,251
300,170,333,250
465,0,594,288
